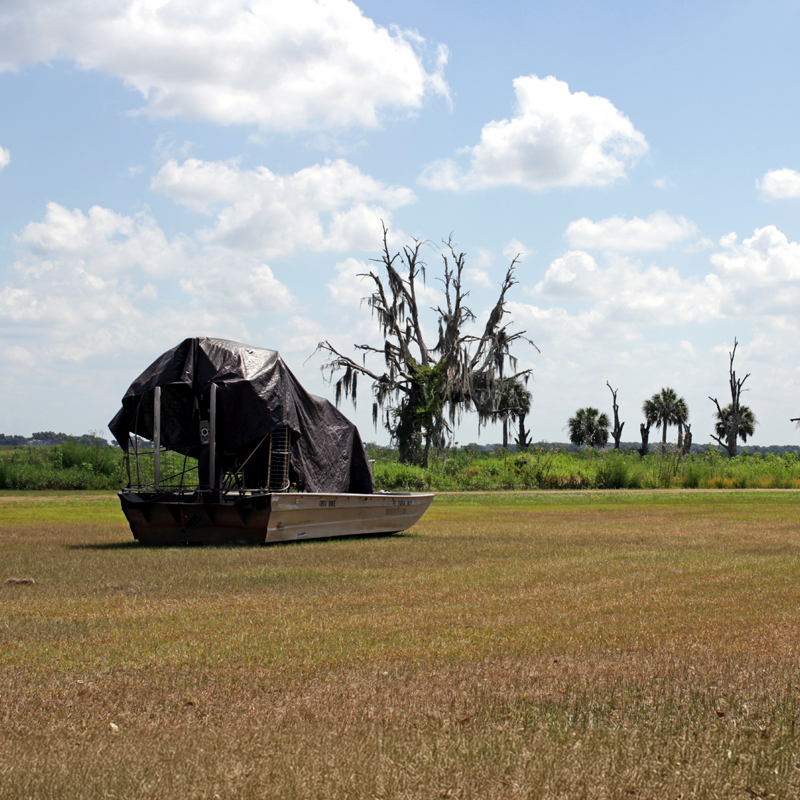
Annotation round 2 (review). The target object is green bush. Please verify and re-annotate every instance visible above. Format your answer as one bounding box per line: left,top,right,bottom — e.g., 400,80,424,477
367,445,800,492
595,452,630,489
682,458,707,489
372,461,430,492
0,443,123,490
60,440,120,477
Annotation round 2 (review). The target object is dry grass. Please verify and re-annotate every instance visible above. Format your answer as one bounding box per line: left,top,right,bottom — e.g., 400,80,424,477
2,491,800,798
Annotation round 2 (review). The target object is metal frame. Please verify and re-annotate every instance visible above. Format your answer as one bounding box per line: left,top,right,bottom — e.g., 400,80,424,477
122,383,291,496
266,425,291,492
153,386,161,490
209,383,217,490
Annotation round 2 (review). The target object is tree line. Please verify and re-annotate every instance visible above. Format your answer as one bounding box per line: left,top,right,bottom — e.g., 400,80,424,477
568,338,758,458
568,381,756,458
320,228,778,466
0,432,113,447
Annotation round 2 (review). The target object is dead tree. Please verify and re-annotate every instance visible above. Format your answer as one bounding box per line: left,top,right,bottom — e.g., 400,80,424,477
318,224,538,466
709,338,750,458
515,413,531,451
638,421,651,458
682,423,692,455
606,382,625,450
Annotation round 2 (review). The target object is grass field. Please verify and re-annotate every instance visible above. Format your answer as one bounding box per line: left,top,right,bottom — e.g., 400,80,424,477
2,490,800,798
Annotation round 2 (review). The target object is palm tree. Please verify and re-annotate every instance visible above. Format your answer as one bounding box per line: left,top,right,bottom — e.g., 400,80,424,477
567,407,610,448
643,388,689,455
497,378,531,449
508,379,532,451
714,404,756,444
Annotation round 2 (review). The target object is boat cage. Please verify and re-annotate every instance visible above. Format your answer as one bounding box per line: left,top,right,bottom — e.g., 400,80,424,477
123,383,292,495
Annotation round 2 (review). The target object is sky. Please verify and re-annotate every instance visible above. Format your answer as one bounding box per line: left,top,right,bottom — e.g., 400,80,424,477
2,0,800,447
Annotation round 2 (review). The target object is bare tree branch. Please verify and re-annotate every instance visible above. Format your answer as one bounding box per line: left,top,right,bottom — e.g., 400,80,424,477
606,381,625,450
709,338,750,458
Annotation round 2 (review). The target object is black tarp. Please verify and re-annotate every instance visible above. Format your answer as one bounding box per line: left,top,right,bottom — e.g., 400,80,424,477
108,337,374,494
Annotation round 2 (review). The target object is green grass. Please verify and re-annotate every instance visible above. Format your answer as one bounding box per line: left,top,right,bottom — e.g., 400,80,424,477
0,492,119,524
2,490,800,797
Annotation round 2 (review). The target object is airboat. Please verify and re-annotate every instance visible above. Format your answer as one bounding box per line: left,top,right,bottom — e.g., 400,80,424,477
109,338,433,545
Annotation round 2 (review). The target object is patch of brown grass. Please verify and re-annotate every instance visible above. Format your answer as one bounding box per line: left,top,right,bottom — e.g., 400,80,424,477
2,492,800,798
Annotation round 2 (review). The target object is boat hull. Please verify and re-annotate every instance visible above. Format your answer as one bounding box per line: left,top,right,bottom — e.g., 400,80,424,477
118,491,434,545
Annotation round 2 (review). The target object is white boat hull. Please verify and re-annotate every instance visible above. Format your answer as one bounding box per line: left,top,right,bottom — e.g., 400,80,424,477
266,492,434,542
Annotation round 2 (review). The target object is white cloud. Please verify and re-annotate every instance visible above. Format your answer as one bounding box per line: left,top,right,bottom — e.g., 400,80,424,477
0,0,449,131
471,248,494,269
564,211,699,252
152,157,415,257
0,259,151,363
179,260,294,313
0,146,9,171
465,268,493,288
512,225,800,375
0,202,294,364
503,238,531,261
419,75,648,192
154,135,195,163
757,168,800,200
533,250,723,325
533,251,601,298
507,300,613,349
13,202,190,278
652,176,674,190
327,257,371,308
711,225,800,315
139,283,157,300
268,315,331,358
6,345,31,364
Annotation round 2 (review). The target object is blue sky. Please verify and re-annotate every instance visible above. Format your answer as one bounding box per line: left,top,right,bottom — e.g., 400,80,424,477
2,0,800,446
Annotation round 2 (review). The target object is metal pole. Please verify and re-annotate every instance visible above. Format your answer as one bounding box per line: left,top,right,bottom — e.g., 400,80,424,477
209,383,217,490
153,386,161,491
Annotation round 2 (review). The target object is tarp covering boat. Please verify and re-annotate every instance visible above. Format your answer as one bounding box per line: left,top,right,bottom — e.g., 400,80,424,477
108,337,374,494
